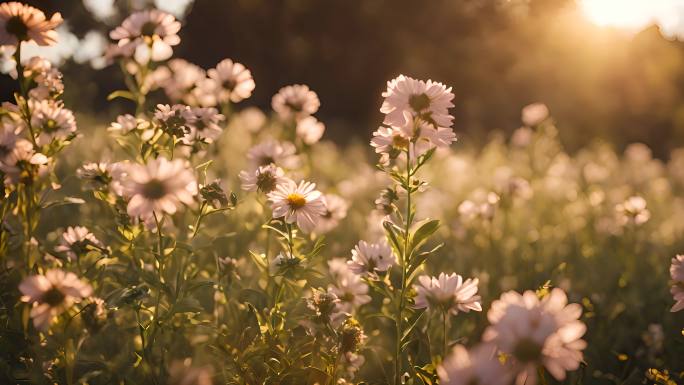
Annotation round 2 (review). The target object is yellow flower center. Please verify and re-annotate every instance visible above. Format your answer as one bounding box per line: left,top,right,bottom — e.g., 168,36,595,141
287,193,307,209
392,134,409,149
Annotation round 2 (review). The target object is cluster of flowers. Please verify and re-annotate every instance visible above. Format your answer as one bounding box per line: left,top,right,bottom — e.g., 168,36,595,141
1,3,682,385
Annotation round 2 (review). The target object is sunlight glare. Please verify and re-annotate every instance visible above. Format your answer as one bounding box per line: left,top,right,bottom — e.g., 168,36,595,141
580,0,684,37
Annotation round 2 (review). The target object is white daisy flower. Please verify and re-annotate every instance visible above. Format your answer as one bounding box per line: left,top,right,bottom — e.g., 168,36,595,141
296,116,325,145
380,75,454,129
522,102,549,127
615,196,650,226
19,269,93,331
182,107,224,145
271,84,320,121
55,226,103,261
414,273,482,315
347,240,395,276
394,110,456,149
238,164,286,194
483,288,587,385
370,126,407,155
247,139,300,169
670,254,684,312
207,58,255,104
438,344,510,385
30,100,77,146
109,9,181,63
0,2,62,47
108,114,140,134
328,259,371,313
122,157,198,221
267,179,326,233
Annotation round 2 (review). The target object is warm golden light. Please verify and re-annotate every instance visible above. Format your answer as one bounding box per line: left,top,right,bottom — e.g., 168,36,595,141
579,0,680,33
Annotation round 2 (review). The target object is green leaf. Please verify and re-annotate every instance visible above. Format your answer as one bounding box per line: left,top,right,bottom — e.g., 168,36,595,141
173,296,204,314
41,197,85,209
409,219,440,254
248,250,268,271
106,90,136,101
401,310,426,345
383,220,404,257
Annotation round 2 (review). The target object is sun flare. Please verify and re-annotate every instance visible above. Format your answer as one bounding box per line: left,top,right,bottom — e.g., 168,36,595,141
579,0,671,30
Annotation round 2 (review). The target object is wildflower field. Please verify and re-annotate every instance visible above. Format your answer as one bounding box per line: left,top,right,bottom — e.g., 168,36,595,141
0,2,683,385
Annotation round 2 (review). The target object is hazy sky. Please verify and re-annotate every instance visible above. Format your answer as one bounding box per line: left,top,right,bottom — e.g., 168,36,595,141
3,0,684,72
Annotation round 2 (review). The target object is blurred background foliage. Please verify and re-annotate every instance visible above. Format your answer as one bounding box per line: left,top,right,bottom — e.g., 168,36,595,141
4,0,684,156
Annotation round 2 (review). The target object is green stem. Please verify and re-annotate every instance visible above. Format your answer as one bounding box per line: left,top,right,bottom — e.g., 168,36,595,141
538,366,549,385
192,201,208,238
442,310,448,359
395,149,413,385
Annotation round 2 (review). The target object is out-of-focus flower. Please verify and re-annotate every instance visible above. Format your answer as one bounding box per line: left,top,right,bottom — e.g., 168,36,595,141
267,179,326,233
271,84,320,121
521,102,549,127
182,107,224,145
19,269,93,330
414,273,482,315
347,240,395,276
306,287,344,327
121,157,197,221
458,191,500,222
328,258,371,313
380,75,454,129
0,120,19,164
168,360,213,385
615,196,650,226
154,103,194,137
109,9,181,63
30,100,77,145
296,116,325,145
371,125,409,155
438,344,510,385
375,187,399,214
483,288,586,385
0,2,62,47
315,194,348,234
158,59,206,105
269,252,301,275
199,180,230,209
108,114,140,134
239,164,286,194
55,226,103,260
77,161,125,195
236,107,266,133
23,56,63,100
82,297,107,333
206,58,255,104
670,254,684,312
0,139,48,184
338,318,367,354
511,126,533,147
247,140,299,169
